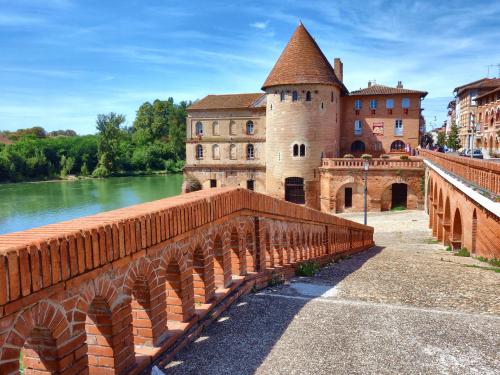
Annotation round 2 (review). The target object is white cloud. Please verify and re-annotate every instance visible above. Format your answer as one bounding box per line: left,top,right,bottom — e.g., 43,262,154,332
250,21,268,30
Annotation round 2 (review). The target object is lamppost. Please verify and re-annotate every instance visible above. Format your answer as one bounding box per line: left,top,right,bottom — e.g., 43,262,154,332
363,159,369,225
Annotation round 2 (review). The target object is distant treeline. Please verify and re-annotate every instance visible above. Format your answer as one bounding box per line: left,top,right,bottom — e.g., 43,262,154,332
0,98,189,182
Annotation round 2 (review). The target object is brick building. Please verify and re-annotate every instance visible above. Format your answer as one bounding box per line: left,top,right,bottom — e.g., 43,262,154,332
185,23,427,210
476,86,500,156
453,78,500,150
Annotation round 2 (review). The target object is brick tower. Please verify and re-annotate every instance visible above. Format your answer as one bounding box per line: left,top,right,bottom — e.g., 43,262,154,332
262,23,347,208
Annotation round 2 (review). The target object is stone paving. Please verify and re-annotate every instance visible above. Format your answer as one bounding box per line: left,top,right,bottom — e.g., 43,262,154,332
163,210,500,375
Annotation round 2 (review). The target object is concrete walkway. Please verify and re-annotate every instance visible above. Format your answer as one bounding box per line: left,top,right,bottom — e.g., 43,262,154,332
163,210,500,375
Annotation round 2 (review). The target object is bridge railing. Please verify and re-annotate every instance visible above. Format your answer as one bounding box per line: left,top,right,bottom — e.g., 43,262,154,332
321,157,423,169
0,187,373,375
420,150,500,194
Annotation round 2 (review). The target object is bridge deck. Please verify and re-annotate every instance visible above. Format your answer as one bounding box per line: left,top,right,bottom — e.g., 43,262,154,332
162,210,500,375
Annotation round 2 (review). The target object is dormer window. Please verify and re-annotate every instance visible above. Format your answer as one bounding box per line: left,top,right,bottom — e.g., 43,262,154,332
306,91,312,101
292,91,298,101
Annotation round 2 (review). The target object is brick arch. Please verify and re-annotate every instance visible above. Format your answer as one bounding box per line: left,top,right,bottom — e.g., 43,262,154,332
443,196,451,245
437,189,444,242
244,229,256,272
264,226,273,269
0,300,72,375
452,208,463,250
379,179,418,211
334,180,369,213
273,230,283,266
189,237,215,304
281,231,290,264
212,232,229,288
122,257,167,347
228,226,243,277
76,277,135,375
160,247,194,322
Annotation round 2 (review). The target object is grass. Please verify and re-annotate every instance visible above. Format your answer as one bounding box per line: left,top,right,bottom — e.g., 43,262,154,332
391,205,407,211
445,245,452,251
463,264,500,273
454,247,470,257
476,256,500,267
425,238,439,244
296,260,320,277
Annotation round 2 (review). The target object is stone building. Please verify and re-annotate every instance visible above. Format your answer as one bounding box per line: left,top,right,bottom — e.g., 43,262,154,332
185,23,427,211
476,86,500,156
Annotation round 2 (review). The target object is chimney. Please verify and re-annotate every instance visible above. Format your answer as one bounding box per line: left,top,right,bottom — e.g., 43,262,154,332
333,58,343,82
368,81,372,88
397,81,403,88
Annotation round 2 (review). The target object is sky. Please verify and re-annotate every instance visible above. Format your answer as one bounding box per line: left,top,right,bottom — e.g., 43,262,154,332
0,0,499,134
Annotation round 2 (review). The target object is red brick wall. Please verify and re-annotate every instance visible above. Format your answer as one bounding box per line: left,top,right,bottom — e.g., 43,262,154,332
0,187,373,375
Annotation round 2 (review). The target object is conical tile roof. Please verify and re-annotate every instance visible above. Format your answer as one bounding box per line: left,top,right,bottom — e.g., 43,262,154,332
262,23,345,91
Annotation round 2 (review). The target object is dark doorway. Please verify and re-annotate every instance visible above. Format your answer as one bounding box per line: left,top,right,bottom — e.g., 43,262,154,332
246,180,254,191
344,187,352,208
391,183,407,208
285,177,305,204
210,179,217,188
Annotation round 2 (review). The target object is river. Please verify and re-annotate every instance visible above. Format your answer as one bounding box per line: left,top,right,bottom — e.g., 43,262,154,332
0,174,184,235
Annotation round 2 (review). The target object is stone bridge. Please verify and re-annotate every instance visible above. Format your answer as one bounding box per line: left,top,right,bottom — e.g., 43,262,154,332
422,150,500,258
0,188,373,375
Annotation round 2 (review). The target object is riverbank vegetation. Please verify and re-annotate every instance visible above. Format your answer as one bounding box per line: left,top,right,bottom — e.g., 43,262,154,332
0,98,188,183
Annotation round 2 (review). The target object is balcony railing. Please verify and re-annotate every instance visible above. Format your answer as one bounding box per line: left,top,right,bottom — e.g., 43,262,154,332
321,158,423,169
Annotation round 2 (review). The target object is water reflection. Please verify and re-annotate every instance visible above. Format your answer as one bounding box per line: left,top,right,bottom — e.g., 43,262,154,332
0,175,183,235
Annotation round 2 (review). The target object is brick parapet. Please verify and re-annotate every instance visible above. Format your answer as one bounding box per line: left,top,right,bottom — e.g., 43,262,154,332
0,187,373,375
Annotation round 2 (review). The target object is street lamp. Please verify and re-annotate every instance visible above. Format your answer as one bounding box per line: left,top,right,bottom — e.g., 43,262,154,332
363,159,369,225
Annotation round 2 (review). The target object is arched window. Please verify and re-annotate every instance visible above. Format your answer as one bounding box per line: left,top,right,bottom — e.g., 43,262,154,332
246,120,254,135
293,144,299,156
306,91,312,101
292,91,298,101
247,144,255,159
299,144,305,156
212,121,219,136
196,144,203,159
331,91,334,102
229,144,237,159
390,140,406,151
280,91,285,101
351,140,365,152
195,121,203,136
212,144,220,159
229,120,236,135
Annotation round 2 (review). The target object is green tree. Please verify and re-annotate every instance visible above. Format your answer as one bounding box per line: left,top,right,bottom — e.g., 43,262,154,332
436,132,446,147
95,113,126,173
446,120,461,151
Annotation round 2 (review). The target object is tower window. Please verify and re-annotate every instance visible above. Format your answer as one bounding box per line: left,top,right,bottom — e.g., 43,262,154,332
306,91,312,101
331,91,334,102
292,91,298,101
293,144,299,156
299,144,305,156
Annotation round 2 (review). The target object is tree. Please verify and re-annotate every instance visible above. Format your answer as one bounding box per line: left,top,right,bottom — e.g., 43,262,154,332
436,132,446,147
446,120,461,151
95,113,126,173
421,132,434,148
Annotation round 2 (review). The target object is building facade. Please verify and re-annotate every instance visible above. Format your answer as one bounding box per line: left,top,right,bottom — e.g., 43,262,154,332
476,86,500,156
184,23,427,210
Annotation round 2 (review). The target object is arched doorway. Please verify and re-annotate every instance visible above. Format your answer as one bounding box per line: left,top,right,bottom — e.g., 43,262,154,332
390,140,405,152
351,140,365,154
285,177,305,204
452,208,462,250
381,183,408,211
443,197,451,245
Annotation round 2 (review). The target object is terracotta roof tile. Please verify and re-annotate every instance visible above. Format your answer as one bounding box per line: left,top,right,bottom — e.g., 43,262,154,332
349,84,427,97
476,85,500,100
454,78,500,96
262,23,346,92
188,93,265,111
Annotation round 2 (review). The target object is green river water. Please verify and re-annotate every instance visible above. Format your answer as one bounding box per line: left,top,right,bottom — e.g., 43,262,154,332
0,174,184,235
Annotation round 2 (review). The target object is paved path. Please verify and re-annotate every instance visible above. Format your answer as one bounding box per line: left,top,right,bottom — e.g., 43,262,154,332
163,210,500,375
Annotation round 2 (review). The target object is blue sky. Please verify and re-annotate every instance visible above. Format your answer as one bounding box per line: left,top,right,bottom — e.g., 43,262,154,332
1,0,499,134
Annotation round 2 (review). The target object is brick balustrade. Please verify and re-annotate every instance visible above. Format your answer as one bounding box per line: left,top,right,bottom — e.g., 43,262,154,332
0,187,373,375
321,157,423,169
420,150,500,195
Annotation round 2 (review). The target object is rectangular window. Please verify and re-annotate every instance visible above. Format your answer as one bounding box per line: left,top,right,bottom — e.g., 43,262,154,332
370,99,377,109
210,179,217,188
386,99,394,109
354,120,362,135
402,98,410,108
246,180,254,191
354,99,362,110
395,119,403,136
